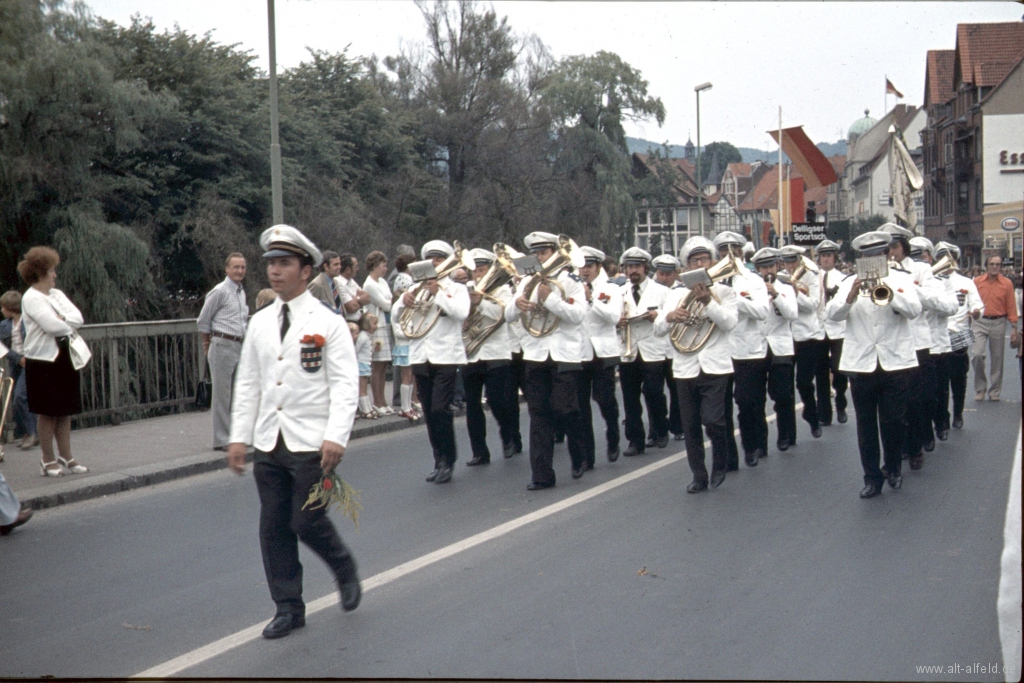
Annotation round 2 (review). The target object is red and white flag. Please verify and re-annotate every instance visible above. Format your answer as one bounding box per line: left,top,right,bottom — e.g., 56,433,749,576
885,78,904,98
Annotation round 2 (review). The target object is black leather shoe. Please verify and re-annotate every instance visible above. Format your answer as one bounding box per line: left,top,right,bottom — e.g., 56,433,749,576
585,462,595,471
686,480,708,493
837,409,848,424
527,481,555,491
655,435,669,449
434,465,453,483
571,464,585,479
503,441,517,458
777,439,790,452
623,442,644,457
820,418,832,427
0,505,32,536
466,456,489,466
645,436,658,448
923,438,935,453
811,426,822,439
754,448,766,460
744,451,759,467
952,416,964,429
607,446,620,462
936,429,949,442
262,613,305,639
673,432,685,441
340,579,361,612
859,483,882,499
710,471,726,489
909,454,924,471
425,467,441,482
886,471,902,490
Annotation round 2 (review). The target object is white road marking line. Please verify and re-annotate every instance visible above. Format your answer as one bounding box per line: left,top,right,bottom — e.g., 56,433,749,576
135,410,788,678
997,423,1022,683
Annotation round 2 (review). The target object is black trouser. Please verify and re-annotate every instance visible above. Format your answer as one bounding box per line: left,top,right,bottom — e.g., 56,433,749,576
931,352,951,432
733,357,769,455
794,339,825,429
523,360,586,486
905,349,934,457
413,363,459,468
815,337,848,422
946,347,970,422
254,433,358,617
675,372,730,484
849,366,912,486
767,352,797,447
619,353,669,448
662,359,683,436
723,374,739,469
464,360,519,461
579,358,621,466
507,352,525,450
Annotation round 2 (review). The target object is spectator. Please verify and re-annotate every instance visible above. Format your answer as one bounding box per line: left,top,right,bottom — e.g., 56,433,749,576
1,290,39,450
391,256,420,419
196,253,249,451
307,250,343,311
18,246,88,476
352,318,376,419
387,244,417,291
362,251,393,415
972,254,1019,401
255,288,276,311
336,254,369,322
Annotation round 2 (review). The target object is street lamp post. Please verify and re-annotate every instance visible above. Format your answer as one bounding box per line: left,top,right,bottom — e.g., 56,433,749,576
694,82,712,237
268,0,283,224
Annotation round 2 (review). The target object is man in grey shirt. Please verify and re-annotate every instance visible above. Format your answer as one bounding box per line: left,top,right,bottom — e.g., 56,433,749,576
197,253,249,450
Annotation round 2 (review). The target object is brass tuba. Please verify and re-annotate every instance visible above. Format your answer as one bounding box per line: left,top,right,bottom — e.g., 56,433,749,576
462,244,522,357
520,235,585,337
398,241,474,339
669,251,743,353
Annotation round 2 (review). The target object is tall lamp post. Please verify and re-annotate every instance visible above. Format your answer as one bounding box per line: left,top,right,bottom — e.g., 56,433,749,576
268,0,283,224
694,82,712,237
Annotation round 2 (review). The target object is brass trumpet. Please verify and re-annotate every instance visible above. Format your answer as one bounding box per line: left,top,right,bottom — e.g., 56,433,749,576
520,235,585,338
854,254,893,306
669,251,743,353
462,244,522,358
618,300,653,363
398,241,474,339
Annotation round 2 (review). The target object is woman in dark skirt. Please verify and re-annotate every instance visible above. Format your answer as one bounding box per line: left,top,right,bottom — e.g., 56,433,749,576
18,246,88,477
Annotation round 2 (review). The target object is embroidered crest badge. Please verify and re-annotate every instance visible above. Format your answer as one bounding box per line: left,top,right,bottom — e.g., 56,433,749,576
300,334,326,373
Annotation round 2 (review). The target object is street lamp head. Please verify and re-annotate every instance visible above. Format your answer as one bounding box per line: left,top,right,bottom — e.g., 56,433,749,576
695,82,713,93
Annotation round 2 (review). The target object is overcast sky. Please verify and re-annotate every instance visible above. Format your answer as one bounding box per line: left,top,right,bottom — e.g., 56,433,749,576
82,1,1023,151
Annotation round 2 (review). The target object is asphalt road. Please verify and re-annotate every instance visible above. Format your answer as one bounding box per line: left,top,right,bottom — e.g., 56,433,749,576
0,366,1019,680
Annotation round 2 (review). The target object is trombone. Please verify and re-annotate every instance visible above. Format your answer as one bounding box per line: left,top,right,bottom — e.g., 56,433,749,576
520,235,585,338
398,241,475,339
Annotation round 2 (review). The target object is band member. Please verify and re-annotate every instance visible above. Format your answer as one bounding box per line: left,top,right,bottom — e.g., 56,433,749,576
815,239,850,425
779,245,825,439
934,241,983,431
505,231,588,489
655,236,738,493
825,231,922,498
617,247,670,456
651,253,684,442
392,240,470,484
463,249,520,465
753,248,799,453
879,224,956,470
714,232,769,468
505,307,527,456
579,246,624,464
228,225,361,639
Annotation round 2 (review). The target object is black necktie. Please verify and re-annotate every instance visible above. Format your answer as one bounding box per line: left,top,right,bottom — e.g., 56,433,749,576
632,284,641,305
280,303,290,341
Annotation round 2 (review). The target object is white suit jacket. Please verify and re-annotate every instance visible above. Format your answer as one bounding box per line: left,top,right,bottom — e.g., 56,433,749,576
392,276,470,365
466,283,513,363
620,278,669,362
230,290,358,452
763,280,798,357
583,272,623,361
899,257,957,352
818,268,849,340
791,268,825,342
505,270,587,363
728,269,770,360
654,283,738,378
946,272,984,333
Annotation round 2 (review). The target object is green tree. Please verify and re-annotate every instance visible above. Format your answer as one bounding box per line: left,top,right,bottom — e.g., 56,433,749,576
696,141,742,185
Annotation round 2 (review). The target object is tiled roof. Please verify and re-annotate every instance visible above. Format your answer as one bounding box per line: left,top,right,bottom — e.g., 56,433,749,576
981,51,1024,105
955,22,1024,88
632,153,700,201
925,50,955,106
726,163,753,177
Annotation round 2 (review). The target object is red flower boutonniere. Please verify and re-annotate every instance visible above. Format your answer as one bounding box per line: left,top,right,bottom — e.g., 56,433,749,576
598,292,610,303
897,288,905,294
739,291,750,299
959,288,969,294
301,334,326,348
567,298,575,305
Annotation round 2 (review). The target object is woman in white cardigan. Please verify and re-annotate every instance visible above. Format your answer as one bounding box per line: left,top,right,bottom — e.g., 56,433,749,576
18,247,89,477
362,251,394,415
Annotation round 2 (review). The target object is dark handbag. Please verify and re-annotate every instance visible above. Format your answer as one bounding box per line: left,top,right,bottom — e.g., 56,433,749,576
195,360,212,410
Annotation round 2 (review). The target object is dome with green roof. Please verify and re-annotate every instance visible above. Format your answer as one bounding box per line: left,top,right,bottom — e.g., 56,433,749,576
848,109,877,140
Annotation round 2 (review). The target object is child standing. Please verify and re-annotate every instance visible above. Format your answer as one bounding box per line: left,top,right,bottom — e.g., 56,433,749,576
352,317,376,419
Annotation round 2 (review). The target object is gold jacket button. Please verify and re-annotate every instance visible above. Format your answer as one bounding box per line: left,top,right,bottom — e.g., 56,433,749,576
277,406,283,411
278,356,283,361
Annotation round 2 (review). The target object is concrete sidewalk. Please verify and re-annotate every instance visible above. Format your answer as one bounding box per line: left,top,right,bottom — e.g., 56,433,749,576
2,381,426,510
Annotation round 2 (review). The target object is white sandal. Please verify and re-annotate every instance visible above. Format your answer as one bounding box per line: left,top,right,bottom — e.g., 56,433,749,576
40,459,64,477
56,455,89,474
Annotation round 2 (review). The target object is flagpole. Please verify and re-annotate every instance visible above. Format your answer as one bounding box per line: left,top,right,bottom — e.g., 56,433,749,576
778,105,783,246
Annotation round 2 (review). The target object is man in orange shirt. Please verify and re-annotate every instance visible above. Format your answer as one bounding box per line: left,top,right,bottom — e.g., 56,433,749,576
972,255,1019,401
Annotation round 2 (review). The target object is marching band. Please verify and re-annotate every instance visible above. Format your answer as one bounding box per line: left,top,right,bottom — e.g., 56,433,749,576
318,223,987,499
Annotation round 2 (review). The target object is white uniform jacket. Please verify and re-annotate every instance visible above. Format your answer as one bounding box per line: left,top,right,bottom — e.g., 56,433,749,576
466,283,513,363
818,268,849,340
930,275,956,354
763,280,798,357
946,272,984,333
619,278,669,362
392,276,470,365
504,270,587,363
728,269,770,360
230,290,358,452
790,268,825,342
899,257,957,352
826,270,923,373
654,283,738,378
583,271,623,361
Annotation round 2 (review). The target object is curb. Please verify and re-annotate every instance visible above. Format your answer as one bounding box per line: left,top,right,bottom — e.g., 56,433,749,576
20,413,428,511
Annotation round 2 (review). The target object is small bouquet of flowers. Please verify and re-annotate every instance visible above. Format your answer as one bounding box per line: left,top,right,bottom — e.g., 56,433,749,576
302,469,363,529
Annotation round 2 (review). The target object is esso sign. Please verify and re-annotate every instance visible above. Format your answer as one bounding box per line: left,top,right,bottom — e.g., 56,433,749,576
1001,217,1021,232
